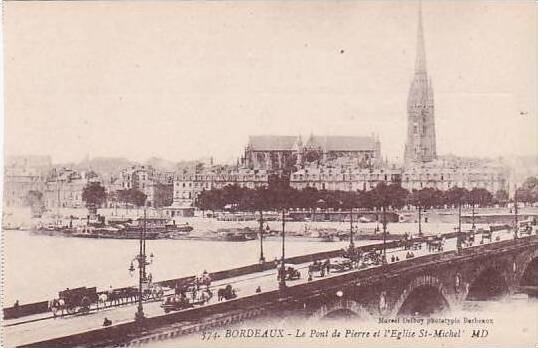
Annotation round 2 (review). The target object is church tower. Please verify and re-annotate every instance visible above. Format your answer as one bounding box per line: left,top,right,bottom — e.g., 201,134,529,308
404,2,436,164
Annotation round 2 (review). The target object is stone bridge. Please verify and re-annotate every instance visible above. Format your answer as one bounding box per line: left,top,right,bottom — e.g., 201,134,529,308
293,236,538,321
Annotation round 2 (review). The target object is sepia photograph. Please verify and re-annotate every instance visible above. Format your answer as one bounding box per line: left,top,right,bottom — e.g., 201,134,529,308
1,1,537,347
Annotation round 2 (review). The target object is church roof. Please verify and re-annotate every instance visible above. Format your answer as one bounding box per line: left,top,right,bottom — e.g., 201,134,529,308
248,135,299,151
306,135,377,151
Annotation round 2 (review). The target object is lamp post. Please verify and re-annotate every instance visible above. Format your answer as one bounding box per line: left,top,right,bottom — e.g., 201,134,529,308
418,201,422,237
279,208,287,290
514,189,519,240
471,202,476,230
382,205,387,264
259,210,265,263
128,206,154,323
349,207,355,249
458,199,462,234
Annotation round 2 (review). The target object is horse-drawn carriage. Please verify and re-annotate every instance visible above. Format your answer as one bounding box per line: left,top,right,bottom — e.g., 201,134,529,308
141,279,165,301
161,287,212,313
50,287,98,316
308,260,328,278
362,251,382,267
480,229,493,244
426,235,444,252
161,295,193,313
329,257,353,272
277,264,301,281
518,220,535,236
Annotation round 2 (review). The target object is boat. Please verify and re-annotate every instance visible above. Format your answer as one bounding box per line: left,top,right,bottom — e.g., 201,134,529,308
71,225,160,240
216,227,258,241
217,212,257,221
2,222,21,230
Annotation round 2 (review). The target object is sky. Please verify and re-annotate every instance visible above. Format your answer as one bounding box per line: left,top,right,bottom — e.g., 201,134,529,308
3,1,537,164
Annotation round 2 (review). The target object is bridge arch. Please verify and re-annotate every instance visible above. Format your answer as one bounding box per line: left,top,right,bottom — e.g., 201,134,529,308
517,249,538,287
309,299,372,322
466,265,509,301
393,275,450,316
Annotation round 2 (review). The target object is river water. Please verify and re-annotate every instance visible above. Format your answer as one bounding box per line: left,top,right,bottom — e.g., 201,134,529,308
3,229,354,304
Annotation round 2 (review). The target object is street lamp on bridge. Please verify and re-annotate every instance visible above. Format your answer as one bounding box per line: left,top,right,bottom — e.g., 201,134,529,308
278,208,287,290
128,206,154,323
349,207,355,250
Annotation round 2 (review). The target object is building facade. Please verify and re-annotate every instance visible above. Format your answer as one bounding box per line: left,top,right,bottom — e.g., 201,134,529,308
43,168,99,209
401,158,508,194
117,165,173,208
290,164,401,192
173,168,270,207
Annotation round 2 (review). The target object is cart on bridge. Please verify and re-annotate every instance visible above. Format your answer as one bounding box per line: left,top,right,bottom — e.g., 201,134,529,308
50,287,98,316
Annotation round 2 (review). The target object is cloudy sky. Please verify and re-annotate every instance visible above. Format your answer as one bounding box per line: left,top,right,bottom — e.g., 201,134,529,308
4,1,537,164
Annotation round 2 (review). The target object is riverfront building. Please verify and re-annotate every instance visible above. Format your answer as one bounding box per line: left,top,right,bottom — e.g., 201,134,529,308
173,167,270,207
117,165,173,208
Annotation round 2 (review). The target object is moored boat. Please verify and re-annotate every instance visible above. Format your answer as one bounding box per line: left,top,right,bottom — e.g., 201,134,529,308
216,227,258,241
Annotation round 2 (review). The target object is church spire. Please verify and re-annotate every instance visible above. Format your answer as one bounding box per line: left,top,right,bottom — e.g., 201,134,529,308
415,0,427,74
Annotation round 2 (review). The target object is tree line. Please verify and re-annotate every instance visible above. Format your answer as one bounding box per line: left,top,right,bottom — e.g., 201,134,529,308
194,178,510,214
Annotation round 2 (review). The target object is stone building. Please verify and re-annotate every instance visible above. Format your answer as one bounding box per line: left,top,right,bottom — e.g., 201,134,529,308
241,135,301,171
401,157,508,194
290,164,401,192
43,168,99,209
173,167,269,207
117,165,173,208
242,134,381,172
302,134,381,168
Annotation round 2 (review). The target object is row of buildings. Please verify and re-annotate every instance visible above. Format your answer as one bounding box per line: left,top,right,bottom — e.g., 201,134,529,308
3,157,175,211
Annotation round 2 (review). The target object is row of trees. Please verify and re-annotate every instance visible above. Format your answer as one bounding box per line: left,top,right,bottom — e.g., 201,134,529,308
78,176,537,213
81,183,147,211
515,177,538,203
194,178,503,214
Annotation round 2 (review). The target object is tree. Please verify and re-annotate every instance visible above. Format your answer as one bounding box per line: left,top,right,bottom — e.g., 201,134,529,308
444,186,469,207
82,182,106,214
117,188,147,208
494,189,509,205
469,188,493,207
408,187,439,209
369,182,409,210
195,189,224,215
516,177,538,203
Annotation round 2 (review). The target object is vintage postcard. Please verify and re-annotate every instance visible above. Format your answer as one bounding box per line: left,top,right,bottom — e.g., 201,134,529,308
1,1,537,347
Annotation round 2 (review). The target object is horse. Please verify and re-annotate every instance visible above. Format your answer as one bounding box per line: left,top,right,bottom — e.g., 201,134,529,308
217,285,236,301
97,293,109,309
193,288,213,305
194,273,212,290
49,298,66,318
78,296,92,314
